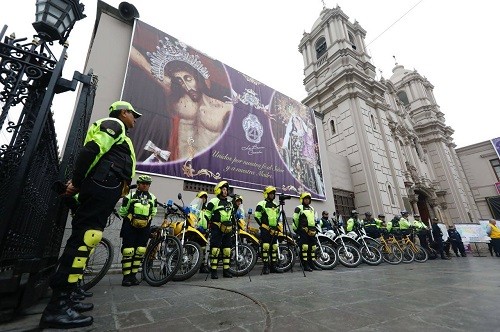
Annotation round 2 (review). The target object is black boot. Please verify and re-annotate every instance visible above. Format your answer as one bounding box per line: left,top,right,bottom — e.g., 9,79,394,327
262,262,270,275
122,274,134,287
39,290,93,329
70,290,85,301
309,261,322,271
302,260,313,272
69,295,94,313
130,273,140,286
222,269,233,278
199,263,210,274
211,268,218,279
270,263,283,274
75,282,93,297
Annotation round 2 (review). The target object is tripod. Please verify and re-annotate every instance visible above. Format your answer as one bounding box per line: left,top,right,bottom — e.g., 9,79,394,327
277,197,306,277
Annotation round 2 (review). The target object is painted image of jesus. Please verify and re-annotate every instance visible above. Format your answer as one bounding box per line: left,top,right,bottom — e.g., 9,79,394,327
270,92,325,196
122,21,233,163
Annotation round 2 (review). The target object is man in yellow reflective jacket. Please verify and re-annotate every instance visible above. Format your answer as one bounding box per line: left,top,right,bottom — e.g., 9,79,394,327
205,180,234,279
119,175,157,286
293,192,321,272
40,101,140,329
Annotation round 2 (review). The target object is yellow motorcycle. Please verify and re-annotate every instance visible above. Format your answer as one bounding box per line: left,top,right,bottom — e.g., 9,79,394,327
162,193,208,281
238,216,296,273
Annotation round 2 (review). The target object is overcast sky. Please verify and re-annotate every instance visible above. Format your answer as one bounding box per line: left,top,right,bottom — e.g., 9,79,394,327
5,0,499,149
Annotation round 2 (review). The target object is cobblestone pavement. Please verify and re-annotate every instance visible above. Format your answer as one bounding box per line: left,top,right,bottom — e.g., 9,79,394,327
3,256,500,331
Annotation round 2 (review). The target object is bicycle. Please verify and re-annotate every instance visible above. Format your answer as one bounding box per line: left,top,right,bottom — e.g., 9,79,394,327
377,232,403,265
386,232,415,263
141,203,183,287
80,210,118,291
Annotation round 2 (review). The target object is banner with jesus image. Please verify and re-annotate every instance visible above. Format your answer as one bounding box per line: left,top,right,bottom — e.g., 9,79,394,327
122,20,326,199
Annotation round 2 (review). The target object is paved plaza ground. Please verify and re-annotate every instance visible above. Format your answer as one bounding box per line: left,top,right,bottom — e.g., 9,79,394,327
3,255,500,331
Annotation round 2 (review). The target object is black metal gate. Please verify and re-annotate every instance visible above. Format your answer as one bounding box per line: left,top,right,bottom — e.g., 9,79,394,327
0,27,96,320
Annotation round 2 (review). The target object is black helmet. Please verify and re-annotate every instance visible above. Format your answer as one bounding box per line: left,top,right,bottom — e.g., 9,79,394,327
378,214,385,218
365,212,372,216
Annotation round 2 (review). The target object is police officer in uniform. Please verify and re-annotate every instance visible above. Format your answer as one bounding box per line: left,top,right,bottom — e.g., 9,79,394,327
412,214,429,249
375,214,388,236
319,211,334,232
293,192,321,272
346,210,361,232
390,215,401,236
205,181,234,279
432,217,450,260
399,211,412,237
362,212,380,239
119,175,157,286
447,225,466,257
255,186,280,274
40,101,140,329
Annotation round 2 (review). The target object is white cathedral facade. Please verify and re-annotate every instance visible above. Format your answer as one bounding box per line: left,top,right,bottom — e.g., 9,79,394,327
299,6,479,224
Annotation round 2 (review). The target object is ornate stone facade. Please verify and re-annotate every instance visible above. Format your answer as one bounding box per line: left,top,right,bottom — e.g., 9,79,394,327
299,6,479,224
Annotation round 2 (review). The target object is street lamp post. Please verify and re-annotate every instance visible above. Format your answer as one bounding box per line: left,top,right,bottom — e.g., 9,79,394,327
0,0,94,321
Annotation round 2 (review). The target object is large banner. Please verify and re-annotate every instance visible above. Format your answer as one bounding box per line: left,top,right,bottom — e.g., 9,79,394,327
492,137,500,159
122,21,326,199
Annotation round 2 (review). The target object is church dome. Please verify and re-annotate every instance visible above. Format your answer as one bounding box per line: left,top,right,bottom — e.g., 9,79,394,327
389,63,412,83
311,7,330,32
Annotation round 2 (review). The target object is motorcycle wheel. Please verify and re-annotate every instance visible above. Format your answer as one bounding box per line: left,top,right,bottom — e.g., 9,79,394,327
380,244,403,265
172,241,203,281
413,244,429,263
314,242,338,270
229,243,257,276
273,244,295,273
337,244,362,268
360,244,383,266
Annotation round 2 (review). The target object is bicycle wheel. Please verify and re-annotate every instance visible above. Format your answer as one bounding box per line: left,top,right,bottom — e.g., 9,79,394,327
413,244,428,263
172,241,203,281
381,244,403,265
273,244,295,273
81,237,114,291
360,244,383,266
142,236,182,287
229,243,257,276
427,247,438,260
402,246,415,263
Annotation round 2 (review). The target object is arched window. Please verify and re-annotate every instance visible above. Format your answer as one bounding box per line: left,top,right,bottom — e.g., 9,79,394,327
397,91,410,106
348,32,357,50
370,114,377,130
388,184,395,205
315,37,327,59
330,119,336,135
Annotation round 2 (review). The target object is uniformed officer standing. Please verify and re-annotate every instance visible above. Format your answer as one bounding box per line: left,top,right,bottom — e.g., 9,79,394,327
40,101,140,329
346,210,361,232
119,175,157,286
205,181,234,279
412,214,429,249
362,212,380,239
255,186,280,274
293,192,321,272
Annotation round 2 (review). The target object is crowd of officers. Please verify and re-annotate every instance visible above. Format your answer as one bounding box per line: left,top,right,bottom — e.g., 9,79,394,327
190,182,323,278
325,210,465,259
38,100,469,330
